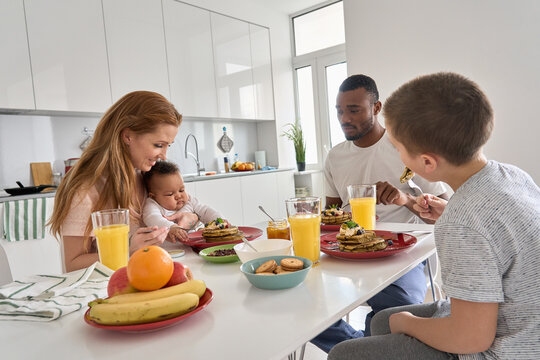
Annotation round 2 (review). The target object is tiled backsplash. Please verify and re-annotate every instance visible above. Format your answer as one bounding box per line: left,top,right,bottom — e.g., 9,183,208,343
0,114,267,188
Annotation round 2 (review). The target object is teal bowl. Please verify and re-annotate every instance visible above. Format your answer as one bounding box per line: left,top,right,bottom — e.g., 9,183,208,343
240,255,312,290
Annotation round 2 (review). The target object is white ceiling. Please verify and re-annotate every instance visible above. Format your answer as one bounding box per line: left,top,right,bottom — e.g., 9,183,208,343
250,0,327,15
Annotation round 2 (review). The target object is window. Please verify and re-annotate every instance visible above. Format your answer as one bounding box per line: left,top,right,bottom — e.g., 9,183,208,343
293,1,345,56
291,1,346,169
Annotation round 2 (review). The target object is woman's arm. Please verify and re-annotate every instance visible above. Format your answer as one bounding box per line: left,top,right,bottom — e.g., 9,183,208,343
62,235,99,272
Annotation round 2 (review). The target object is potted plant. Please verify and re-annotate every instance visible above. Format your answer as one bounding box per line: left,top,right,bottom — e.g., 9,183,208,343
281,119,306,171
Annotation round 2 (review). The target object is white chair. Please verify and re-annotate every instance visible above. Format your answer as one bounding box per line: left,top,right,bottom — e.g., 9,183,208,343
0,244,13,286
425,252,443,301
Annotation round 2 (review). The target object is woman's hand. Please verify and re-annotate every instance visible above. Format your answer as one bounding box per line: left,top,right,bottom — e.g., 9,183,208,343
413,194,448,221
165,212,199,230
130,226,169,253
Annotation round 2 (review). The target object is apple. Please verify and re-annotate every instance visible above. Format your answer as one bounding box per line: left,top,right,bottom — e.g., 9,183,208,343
107,266,138,297
165,262,193,287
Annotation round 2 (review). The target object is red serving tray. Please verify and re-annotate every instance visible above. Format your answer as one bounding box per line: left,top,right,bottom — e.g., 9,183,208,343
84,288,213,332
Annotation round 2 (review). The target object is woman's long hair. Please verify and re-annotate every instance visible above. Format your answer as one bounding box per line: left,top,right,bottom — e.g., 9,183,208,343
49,91,182,249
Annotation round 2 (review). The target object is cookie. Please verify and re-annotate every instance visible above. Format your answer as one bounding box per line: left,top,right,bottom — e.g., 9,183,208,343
255,259,277,274
280,258,303,271
256,272,276,276
274,266,293,275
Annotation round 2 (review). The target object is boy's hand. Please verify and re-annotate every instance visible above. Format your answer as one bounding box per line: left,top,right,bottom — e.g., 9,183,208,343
375,181,408,206
389,311,415,334
167,226,189,244
413,194,448,221
165,212,199,230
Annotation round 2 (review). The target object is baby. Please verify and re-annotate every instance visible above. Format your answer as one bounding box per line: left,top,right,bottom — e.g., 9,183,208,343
142,161,221,243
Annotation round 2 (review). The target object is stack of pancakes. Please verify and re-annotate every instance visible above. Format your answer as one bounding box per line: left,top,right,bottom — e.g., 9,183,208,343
321,206,352,225
202,218,243,243
337,222,387,253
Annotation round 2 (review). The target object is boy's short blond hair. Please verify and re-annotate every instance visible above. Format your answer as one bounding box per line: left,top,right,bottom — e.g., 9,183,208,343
384,72,494,165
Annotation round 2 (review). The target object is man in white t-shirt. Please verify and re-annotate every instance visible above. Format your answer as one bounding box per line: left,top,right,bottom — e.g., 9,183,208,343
312,74,449,353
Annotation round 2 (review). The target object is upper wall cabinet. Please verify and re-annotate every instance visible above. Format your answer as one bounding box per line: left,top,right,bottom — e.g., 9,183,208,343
163,0,218,118
0,1,34,109
24,0,111,112
102,0,170,103
249,24,275,120
211,13,256,120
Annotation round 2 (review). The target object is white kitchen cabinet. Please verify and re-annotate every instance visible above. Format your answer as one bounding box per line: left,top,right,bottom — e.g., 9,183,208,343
276,170,296,218
191,177,243,225
240,173,279,225
163,0,218,118
249,24,275,120
211,13,255,119
102,0,169,102
24,0,111,112
0,1,34,109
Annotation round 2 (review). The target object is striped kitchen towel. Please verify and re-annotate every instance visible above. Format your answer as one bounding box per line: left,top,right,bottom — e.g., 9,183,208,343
2,198,47,241
0,262,112,321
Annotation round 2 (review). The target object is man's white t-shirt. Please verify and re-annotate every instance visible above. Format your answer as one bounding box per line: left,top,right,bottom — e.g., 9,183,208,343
324,132,447,224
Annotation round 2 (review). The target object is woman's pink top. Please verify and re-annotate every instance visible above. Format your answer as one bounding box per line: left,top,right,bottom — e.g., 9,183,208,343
62,173,146,239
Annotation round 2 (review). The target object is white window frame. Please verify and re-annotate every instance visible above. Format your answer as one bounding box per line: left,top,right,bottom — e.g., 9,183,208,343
292,44,346,170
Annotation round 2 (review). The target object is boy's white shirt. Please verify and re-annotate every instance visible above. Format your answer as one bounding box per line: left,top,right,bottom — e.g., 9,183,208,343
142,195,221,230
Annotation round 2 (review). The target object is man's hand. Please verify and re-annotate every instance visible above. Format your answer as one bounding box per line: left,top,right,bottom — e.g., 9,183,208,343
165,212,199,230
167,226,189,244
375,181,409,206
413,194,448,221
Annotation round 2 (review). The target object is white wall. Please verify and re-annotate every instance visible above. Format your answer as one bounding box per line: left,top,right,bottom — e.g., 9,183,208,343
343,0,540,183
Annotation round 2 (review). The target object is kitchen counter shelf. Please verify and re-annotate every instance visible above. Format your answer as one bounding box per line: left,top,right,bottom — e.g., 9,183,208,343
182,167,295,183
0,191,56,203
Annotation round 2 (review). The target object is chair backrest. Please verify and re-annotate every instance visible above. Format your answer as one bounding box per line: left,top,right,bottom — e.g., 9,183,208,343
0,245,13,286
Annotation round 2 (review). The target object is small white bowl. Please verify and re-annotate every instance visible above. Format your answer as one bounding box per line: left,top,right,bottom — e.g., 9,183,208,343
233,238,292,263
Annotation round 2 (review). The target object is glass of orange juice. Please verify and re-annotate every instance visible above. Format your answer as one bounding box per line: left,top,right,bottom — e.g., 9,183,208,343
285,197,321,266
347,184,376,230
91,209,130,271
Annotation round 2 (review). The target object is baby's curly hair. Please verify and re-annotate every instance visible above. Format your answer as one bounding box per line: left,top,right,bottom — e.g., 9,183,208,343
143,161,180,191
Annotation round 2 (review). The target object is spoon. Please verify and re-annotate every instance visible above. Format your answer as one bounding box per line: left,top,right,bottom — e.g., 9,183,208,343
241,236,258,252
258,205,275,222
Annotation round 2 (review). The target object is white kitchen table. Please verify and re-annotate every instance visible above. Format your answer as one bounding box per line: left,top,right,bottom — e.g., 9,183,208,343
0,222,435,360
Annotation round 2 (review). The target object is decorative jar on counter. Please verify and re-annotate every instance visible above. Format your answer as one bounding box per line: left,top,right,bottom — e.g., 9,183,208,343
266,219,290,240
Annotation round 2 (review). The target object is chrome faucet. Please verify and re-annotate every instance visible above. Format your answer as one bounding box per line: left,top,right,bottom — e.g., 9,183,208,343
184,134,205,176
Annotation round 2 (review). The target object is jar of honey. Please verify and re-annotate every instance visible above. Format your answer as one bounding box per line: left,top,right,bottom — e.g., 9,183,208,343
267,219,290,240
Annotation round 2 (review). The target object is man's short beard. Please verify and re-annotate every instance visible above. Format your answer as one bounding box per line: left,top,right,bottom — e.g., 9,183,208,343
344,116,374,141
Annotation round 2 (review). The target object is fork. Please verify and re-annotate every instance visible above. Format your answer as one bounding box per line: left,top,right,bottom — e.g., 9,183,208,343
407,179,424,197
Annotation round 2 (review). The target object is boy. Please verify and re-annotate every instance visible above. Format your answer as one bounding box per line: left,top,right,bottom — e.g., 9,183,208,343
143,161,221,243
329,72,540,359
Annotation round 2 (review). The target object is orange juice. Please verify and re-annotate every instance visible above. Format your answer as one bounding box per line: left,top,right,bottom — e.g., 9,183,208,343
350,197,376,230
288,214,321,265
94,224,129,270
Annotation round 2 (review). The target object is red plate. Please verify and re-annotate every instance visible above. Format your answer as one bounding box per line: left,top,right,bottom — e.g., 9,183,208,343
184,226,263,249
321,224,341,231
84,288,213,332
320,231,417,260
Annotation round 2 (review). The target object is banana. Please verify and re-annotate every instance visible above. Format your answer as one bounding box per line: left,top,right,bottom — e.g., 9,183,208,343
99,279,206,305
88,293,199,325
